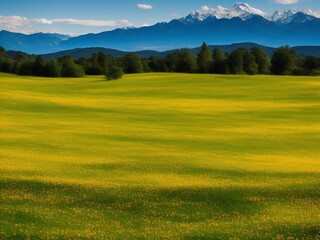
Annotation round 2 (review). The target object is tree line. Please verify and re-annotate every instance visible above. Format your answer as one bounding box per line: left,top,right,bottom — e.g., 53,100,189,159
0,47,84,78
1,44,320,79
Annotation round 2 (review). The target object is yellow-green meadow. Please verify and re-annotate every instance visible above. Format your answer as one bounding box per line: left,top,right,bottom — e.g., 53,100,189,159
0,72,319,239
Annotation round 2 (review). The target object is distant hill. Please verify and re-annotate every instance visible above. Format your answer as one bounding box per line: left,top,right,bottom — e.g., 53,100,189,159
291,46,320,58
0,30,68,54
41,47,165,59
41,43,320,60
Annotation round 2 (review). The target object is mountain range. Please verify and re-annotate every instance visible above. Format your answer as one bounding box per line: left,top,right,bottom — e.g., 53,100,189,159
1,3,320,54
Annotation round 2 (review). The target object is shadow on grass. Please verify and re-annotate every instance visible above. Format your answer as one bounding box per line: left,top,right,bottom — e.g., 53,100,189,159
1,178,319,215
183,224,320,240
0,178,319,239
84,162,319,180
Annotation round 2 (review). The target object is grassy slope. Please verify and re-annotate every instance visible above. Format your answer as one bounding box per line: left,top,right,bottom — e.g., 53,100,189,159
0,72,319,239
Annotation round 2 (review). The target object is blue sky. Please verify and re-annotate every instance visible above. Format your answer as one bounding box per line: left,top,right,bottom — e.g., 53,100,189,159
0,0,318,35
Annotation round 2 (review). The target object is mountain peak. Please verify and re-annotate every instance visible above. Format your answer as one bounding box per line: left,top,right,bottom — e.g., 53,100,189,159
230,2,267,19
231,2,265,15
270,10,296,23
302,8,320,18
270,9,320,24
181,2,266,23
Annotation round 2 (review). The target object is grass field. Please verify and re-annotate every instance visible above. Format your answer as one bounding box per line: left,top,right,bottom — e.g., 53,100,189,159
0,72,319,239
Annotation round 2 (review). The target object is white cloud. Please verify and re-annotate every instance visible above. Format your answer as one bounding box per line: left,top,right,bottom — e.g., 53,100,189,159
0,15,134,34
35,18,118,27
34,18,134,27
273,0,300,4
0,15,36,33
137,4,153,10
33,18,53,24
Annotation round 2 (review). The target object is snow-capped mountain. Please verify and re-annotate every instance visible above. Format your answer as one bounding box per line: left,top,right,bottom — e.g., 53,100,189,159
270,10,296,24
302,8,320,18
181,3,267,22
180,3,320,24
270,9,319,24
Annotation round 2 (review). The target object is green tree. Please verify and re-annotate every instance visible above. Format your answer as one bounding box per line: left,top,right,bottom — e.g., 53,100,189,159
106,65,123,80
43,59,61,77
13,52,29,62
166,52,181,72
177,49,196,73
271,46,297,75
13,52,33,74
142,59,151,72
148,57,168,72
251,47,270,74
228,49,245,74
17,60,34,76
97,52,109,70
77,57,92,75
32,56,45,76
243,50,258,75
212,48,226,74
89,52,109,75
197,42,213,73
122,53,143,74
0,47,5,72
60,56,84,78
1,57,14,73
303,56,320,75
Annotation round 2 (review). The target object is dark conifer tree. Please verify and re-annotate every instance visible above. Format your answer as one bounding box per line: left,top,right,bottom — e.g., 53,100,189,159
177,49,196,73
212,48,226,74
32,56,45,76
43,59,61,77
122,53,143,73
251,47,270,74
228,49,245,74
60,56,84,78
166,52,181,72
271,46,297,75
243,50,258,75
197,42,213,73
